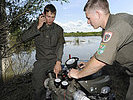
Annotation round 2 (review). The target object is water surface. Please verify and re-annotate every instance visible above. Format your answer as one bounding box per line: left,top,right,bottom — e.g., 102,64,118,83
62,36,101,64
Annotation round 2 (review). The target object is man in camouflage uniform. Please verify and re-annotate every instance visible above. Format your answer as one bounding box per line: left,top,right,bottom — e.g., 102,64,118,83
68,0,133,100
21,4,65,100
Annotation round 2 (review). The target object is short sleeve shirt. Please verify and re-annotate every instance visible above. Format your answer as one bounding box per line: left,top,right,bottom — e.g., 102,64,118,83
95,13,133,71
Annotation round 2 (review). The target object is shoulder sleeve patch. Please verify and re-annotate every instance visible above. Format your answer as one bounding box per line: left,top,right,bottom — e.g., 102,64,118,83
103,32,112,42
97,43,106,55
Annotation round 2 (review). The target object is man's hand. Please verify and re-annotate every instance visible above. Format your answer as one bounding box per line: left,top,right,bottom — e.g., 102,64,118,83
78,62,87,68
37,14,46,29
68,68,80,79
54,61,62,78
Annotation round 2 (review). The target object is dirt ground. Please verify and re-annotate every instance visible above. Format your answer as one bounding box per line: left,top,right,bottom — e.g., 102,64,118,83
0,63,129,100
0,72,32,100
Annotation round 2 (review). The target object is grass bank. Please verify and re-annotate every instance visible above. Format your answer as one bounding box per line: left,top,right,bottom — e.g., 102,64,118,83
64,32,102,37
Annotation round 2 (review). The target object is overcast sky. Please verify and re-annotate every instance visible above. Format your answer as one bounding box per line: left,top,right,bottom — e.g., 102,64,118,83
46,0,133,32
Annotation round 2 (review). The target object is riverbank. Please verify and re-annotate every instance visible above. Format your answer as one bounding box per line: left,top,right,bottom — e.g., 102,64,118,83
0,72,32,100
64,31,102,37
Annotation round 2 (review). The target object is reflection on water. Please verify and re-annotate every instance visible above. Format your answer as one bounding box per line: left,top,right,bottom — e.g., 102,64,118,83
62,36,101,64
12,36,102,73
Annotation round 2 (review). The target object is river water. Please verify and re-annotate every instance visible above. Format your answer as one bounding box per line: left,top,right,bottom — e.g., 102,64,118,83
12,36,102,73
63,36,101,63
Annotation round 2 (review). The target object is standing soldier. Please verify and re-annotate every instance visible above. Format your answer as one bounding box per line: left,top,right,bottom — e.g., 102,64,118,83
21,4,65,100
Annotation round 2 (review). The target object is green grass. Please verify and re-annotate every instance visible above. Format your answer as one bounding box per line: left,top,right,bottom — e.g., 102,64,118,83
64,31,102,37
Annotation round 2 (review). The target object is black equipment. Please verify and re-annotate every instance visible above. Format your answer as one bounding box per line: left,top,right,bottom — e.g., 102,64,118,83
44,56,115,100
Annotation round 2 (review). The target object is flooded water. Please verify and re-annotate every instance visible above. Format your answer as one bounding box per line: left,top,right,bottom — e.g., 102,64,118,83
63,36,101,64
12,36,102,73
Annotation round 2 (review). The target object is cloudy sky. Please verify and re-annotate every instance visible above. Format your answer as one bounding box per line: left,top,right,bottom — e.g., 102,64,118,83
47,0,133,32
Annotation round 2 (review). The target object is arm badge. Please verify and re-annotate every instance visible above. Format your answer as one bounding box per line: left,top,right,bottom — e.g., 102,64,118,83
103,32,112,42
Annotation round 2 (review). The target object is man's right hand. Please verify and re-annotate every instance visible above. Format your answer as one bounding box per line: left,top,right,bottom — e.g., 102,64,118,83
37,14,46,29
78,62,87,68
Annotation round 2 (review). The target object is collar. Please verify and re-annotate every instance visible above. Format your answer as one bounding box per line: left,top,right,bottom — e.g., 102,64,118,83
105,14,112,30
40,22,55,31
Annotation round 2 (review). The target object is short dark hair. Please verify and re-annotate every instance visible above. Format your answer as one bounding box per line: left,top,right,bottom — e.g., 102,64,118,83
84,0,110,14
44,4,56,14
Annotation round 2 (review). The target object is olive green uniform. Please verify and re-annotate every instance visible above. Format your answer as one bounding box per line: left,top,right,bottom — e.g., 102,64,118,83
21,21,65,100
94,13,133,100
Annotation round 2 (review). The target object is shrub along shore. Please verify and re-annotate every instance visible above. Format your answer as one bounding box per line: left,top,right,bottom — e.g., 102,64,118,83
64,31,102,37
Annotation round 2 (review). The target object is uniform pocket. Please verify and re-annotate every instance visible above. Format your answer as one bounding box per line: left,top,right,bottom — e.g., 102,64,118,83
50,32,58,47
35,32,50,46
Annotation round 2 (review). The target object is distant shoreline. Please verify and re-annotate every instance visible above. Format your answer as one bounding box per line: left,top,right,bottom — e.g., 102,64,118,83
64,31,102,37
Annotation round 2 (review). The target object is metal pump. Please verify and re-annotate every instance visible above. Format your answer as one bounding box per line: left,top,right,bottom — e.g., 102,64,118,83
44,57,115,100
